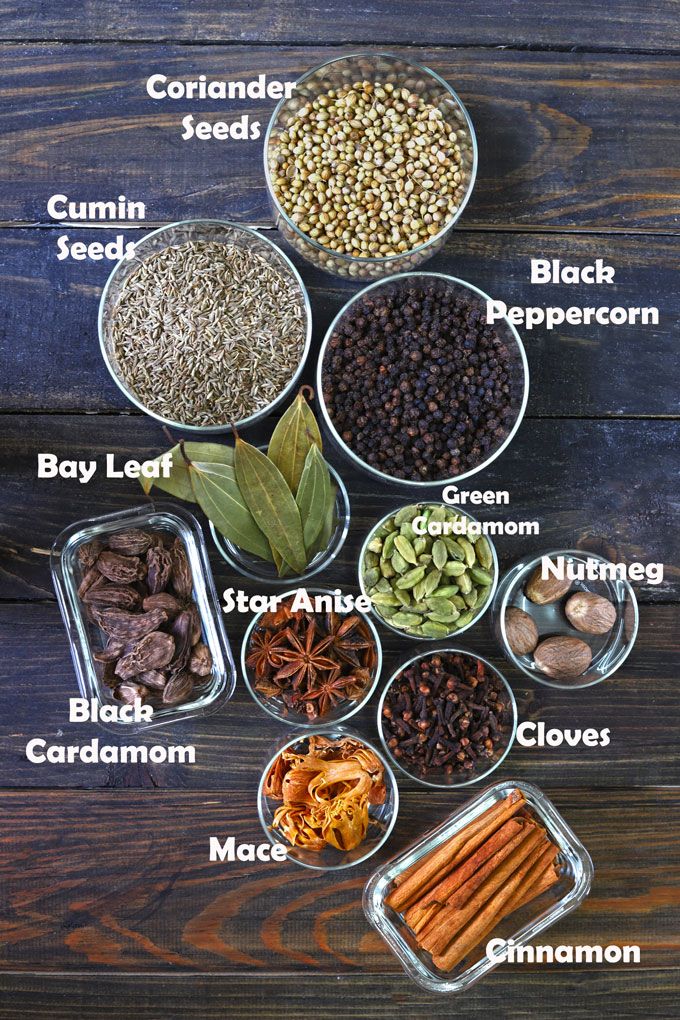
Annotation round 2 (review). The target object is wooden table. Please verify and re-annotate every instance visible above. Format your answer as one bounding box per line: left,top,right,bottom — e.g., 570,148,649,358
1,3,678,1017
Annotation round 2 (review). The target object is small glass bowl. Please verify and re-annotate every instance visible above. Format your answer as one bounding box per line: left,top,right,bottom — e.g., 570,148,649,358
264,52,477,280
316,272,529,488
358,502,499,641
492,548,639,689
242,588,383,727
258,726,399,870
98,218,312,432
363,779,593,993
51,502,237,731
377,648,517,788
210,460,350,583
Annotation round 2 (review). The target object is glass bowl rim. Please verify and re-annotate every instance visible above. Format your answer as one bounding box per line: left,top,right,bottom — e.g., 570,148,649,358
257,724,400,870
376,646,518,789
241,585,384,727
357,500,499,640
495,547,640,689
97,217,313,434
263,50,479,267
315,270,529,487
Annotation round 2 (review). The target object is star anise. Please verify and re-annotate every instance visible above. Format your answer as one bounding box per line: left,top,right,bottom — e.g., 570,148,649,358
272,619,338,691
245,628,289,681
324,612,376,668
300,673,365,717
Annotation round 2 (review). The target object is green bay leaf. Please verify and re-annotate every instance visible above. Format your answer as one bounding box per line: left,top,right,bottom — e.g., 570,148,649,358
140,442,234,502
188,460,272,561
296,444,331,553
267,391,322,496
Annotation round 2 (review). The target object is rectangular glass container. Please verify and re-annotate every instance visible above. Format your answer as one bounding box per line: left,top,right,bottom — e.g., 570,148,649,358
51,502,236,731
363,779,593,993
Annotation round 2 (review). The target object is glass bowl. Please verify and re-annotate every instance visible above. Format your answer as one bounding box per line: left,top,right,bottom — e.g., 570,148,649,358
264,52,477,280
258,726,399,870
492,548,639,689
210,460,350,583
316,272,528,487
358,502,499,641
377,648,517,788
98,219,312,432
50,502,237,732
241,587,383,727
363,779,593,992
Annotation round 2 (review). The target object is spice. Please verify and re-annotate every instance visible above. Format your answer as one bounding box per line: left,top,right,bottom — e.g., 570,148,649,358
109,239,306,427
77,529,212,707
246,596,378,719
322,278,523,481
362,503,495,637
386,789,563,972
142,388,338,577
381,653,512,780
264,735,386,851
533,635,593,680
269,80,469,259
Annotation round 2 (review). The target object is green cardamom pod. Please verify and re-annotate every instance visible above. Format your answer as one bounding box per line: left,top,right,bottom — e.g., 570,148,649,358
432,539,448,570
470,566,494,586
395,565,426,589
394,535,418,564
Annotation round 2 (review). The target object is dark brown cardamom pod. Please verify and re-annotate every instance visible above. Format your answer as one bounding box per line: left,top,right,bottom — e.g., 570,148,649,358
96,550,144,584
93,606,168,640
115,630,175,679
186,602,202,645
78,566,105,599
93,637,126,662
146,546,173,594
189,642,213,677
83,585,142,610
162,670,194,705
169,538,193,599
168,611,192,671
142,592,183,618
114,681,149,704
137,669,168,691
78,539,103,570
100,661,118,688
107,529,153,555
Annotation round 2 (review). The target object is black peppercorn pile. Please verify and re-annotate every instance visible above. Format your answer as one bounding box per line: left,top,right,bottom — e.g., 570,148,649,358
322,280,523,481
382,653,512,779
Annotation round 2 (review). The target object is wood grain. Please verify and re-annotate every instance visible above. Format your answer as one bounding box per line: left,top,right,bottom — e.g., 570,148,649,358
0,601,677,789
1,46,678,229
0,788,677,973
2,0,680,51
1,228,677,416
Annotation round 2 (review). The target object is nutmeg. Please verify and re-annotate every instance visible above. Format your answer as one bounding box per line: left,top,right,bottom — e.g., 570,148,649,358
525,565,572,605
504,607,539,656
533,636,592,680
565,591,617,635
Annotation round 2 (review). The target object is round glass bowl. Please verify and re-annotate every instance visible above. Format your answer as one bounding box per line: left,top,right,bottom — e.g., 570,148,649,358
316,272,528,488
492,549,639,689
258,727,399,870
241,588,383,727
210,461,350,583
264,52,477,280
98,219,312,432
358,503,499,641
377,649,517,789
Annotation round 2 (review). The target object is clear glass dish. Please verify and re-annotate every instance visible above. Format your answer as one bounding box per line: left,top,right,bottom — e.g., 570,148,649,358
241,587,383,727
357,502,499,641
377,649,517,788
316,272,529,487
51,502,236,731
98,219,312,432
210,460,350,583
264,52,477,280
364,779,593,993
492,548,639,689
258,726,399,870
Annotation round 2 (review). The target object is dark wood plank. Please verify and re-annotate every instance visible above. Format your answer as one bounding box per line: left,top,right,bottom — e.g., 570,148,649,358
0,414,676,604
1,46,678,229
0,601,676,789
1,970,679,1020
1,228,677,417
2,0,679,52
0,788,677,973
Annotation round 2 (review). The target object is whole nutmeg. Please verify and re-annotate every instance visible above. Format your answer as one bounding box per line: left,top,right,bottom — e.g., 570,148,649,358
525,565,572,605
504,607,539,656
533,636,592,680
565,591,617,635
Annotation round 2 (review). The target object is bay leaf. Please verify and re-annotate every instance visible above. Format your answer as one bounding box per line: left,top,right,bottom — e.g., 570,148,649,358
234,437,307,574
141,443,234,502
296,444,331,553
267,390,322,496
309,479,337,558
188,460,272,561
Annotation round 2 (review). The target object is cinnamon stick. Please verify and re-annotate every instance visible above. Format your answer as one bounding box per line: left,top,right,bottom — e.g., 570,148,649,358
422,817,527,908
503,848,561,915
